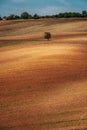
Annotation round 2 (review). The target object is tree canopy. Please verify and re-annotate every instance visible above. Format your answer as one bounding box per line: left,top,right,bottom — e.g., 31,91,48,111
20,12,32,19
0,10,87,20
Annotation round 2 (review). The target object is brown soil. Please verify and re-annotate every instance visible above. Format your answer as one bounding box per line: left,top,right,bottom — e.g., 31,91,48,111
0,19,87,130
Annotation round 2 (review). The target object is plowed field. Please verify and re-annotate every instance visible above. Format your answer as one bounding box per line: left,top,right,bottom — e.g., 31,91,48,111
0,19,87,130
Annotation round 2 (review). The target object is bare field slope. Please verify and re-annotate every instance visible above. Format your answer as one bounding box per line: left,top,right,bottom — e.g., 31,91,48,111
0,19,87,130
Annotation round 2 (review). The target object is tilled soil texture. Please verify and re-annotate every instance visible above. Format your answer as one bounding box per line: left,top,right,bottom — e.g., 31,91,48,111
0,19,87,130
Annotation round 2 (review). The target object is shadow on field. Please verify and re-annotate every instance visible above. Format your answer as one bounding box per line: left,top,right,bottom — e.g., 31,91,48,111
0,39,49,48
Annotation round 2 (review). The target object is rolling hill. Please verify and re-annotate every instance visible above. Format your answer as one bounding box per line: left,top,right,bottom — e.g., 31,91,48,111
0,18,87,130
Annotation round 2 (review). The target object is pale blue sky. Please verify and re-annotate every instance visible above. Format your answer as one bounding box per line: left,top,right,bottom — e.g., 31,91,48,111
0,0,87,16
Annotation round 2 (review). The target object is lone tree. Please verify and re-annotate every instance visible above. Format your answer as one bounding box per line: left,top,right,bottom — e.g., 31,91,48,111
44,32,51,40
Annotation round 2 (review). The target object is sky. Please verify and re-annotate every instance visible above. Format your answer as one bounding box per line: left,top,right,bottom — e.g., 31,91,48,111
0,0,87,16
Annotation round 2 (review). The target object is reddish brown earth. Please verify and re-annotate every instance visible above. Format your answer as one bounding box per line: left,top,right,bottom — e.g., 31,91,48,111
0,19,87,130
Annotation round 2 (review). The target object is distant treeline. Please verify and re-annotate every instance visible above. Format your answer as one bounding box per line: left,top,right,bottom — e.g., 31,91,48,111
0,10,87,20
